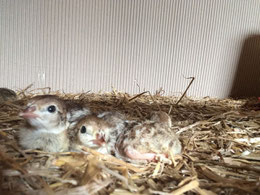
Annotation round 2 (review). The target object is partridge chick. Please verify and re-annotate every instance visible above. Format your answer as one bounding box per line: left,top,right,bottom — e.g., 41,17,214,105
74,111,128,155
73,115,111,154
19,95,70,152
115,111,182,164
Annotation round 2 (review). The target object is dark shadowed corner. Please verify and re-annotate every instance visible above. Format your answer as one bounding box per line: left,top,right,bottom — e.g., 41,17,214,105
229,35,260,98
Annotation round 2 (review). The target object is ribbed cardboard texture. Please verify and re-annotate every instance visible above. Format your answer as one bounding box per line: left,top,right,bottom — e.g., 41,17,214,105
1,0,260,98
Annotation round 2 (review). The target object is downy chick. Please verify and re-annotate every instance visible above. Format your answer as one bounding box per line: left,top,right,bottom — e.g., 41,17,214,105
19,95,71,152
73,115,111,154
115,111,182,164
74,111,128,155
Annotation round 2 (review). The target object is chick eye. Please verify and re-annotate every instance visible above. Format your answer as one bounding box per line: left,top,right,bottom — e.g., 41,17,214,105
47,105,56,113
80,126,86,133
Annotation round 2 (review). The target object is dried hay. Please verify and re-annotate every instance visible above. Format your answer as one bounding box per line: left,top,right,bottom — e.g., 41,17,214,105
0,87,260,195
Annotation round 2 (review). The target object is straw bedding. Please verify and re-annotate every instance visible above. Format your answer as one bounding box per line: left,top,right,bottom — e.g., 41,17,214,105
0,89,260,195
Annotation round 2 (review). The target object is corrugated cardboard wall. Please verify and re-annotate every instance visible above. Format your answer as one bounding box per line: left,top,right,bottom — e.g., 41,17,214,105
1,0,260,98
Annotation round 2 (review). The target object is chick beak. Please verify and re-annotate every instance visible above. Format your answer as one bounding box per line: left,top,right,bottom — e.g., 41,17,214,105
19,106,38,119
92,133,105,146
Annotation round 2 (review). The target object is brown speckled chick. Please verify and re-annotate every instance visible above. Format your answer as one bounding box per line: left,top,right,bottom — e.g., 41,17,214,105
74,111,128,155
19,95,69,152
114,111,182,164
19,95,91,152
97,111,128,154
73,115,111,154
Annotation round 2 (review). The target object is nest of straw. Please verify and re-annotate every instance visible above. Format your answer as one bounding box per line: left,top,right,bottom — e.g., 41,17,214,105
0,88,260,195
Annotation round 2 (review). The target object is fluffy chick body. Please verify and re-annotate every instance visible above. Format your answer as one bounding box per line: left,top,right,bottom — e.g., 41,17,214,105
74,111,128,155
73,115,111,153
19,127,69,152
19,95,71,152
115,112,182,164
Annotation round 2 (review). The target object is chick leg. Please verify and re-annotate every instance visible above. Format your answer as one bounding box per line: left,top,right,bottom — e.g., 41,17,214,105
124,146,172,164
154,154,172,164
124,146,155,161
